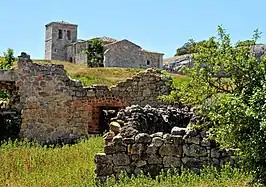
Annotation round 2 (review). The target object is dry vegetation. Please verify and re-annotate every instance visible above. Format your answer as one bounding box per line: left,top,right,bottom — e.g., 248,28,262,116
33,60,143,87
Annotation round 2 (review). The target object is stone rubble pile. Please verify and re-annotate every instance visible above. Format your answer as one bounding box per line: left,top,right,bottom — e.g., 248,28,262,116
110,104,193,137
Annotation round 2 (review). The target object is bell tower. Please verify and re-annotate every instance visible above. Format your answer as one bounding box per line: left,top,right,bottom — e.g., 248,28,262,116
45,21,78,61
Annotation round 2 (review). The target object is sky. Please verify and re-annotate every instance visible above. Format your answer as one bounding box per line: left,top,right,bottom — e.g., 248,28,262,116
1,0,266,59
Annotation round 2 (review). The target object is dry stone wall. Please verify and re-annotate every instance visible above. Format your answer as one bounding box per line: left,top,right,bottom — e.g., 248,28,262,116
0,52,172,144
95,128,235,181
94,105,236,181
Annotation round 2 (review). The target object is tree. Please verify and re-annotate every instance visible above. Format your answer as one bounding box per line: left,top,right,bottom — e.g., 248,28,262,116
0,48,15,100
1,48,15,69
175,40,210,56
84,38,104,67
167,25,266,183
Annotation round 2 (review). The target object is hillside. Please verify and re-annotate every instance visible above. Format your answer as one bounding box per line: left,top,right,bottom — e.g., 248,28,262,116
28,60,144,87
29,60,185,87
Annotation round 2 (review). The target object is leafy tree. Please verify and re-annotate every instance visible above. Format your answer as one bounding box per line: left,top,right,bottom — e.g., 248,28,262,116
0,49,15,100
236,39,255,47
84,38,104,67
166,25,266,183
2,48,15,69
175,40,210,56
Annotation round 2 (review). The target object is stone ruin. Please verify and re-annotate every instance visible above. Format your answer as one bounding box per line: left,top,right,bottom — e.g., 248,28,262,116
94,105,236,181
0,52,173,144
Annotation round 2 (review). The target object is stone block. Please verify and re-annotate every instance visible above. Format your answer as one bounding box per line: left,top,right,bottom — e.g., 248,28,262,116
150,132,164,138
133,160,147,167
184,135,201,144
143,165,162,176
95,163,113,176
163,133,171,143
171,127,186,136
159,144,183,157
109,121,121,134
146,144,158,154
131,143,146,155
163,156,181,168
152,137,164,147
112,153,131,166
170,135,183,145
113,134,123,145
135,133,151,144
148,154,162,165
104,144,127,154
186,129,198,137
131,155,139,161
134,167,142,175
181,157,202,168
183,144,207,157
94,153,112,164
123,137,135,145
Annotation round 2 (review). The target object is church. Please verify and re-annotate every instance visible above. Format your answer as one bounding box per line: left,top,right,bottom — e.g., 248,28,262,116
44,21,164,68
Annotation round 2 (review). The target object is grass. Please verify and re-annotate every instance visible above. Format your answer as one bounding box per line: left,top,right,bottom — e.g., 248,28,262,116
0,137,260,187
11,59,187,87
32,60,144,87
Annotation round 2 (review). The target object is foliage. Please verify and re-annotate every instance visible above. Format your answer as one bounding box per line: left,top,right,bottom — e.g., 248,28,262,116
169,25,266,183
175,40,211,56
1,48,15,69
84,38,104,67
236,39,256,47
0,137,258,187
0,49,15,101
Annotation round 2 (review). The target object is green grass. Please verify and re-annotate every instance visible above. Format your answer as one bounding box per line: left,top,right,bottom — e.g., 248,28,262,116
0,137,259,187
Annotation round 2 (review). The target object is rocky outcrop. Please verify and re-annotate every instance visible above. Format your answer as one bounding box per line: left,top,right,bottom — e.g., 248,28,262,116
163,44,266,74
163,54,193,74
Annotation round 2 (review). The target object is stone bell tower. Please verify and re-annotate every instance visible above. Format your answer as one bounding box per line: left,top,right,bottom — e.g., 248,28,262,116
44,21,78,61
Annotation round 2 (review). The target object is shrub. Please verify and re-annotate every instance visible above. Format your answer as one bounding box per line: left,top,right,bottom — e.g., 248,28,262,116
166,25,266,183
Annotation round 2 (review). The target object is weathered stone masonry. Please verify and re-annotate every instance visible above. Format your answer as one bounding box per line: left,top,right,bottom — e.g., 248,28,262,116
95,125,236,181
0,52,171,143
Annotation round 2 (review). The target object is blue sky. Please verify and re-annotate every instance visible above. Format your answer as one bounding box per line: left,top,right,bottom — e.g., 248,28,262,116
1,0,266,59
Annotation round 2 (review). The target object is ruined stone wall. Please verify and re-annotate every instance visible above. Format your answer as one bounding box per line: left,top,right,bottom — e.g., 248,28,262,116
16,58,90,143
94,127,235,181
7,53,172,143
